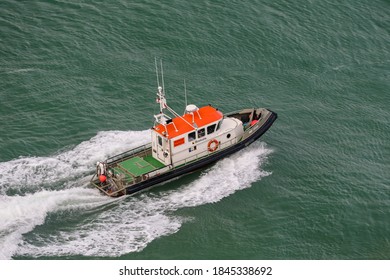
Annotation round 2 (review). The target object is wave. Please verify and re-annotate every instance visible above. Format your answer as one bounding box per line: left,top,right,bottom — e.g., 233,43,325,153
0,130,150,195
0,130,272,259
0,187,111,260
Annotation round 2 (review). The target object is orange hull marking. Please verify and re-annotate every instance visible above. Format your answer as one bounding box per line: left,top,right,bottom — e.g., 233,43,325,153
173,137,185,147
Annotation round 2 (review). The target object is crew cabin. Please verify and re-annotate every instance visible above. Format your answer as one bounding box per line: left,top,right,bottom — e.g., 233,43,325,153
151,104,243,167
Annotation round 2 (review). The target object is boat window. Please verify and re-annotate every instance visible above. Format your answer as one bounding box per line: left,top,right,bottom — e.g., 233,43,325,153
188,131,196,142
207,124,216,135
158,136,162,146
197,128,205,138
216,120,222,131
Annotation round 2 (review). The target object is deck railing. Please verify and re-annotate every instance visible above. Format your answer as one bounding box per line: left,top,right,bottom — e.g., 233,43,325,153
106,142,152,165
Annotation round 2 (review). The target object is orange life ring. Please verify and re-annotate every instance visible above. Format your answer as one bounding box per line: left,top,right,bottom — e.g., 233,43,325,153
208,139,219,152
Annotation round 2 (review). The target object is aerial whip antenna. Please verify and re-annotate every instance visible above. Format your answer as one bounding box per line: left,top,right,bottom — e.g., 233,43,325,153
155,57,160,88
153,59,196,131
160,59,165,95
184,79,188,108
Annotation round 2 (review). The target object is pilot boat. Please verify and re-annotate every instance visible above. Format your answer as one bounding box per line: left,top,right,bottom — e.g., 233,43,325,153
91,64,277,197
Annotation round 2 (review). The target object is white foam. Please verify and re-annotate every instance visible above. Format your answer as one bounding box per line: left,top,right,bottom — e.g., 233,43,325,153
5,68,36,74
0,130,150,259
0,130,150,194
165,143,272,208
14,142,272,258
0,187,111,260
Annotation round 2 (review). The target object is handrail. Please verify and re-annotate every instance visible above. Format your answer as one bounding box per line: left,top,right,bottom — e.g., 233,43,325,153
105,108,267,165
172,133,240,167
106,142,152,164
225,108,255,117
171,110,271,168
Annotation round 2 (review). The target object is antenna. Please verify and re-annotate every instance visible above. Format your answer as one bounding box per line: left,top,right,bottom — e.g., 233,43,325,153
184,79,188,108
153,59,197,130
155,57,160,88
160,59,165,95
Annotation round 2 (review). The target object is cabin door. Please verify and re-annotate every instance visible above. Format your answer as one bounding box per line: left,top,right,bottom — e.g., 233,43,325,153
156,135,171,165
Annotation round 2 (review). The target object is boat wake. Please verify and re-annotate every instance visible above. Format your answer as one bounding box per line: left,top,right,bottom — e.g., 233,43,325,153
0,130,150,195
0,188,110,260
0,130,272,259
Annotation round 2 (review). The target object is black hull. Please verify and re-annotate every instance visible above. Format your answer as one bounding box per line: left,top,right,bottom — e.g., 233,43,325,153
123,110,277,196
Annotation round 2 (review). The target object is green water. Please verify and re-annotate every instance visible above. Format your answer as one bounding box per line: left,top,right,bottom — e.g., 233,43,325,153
0,0,389,259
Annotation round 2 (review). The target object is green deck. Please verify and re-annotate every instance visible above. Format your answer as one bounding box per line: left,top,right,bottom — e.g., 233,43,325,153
113,156,165,178
143,155,165,169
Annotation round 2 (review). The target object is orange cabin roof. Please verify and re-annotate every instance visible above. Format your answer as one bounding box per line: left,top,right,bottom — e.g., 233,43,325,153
153,105,223,139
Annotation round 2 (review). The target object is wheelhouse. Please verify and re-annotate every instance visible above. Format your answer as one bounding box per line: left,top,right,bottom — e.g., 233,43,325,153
151,104,225,166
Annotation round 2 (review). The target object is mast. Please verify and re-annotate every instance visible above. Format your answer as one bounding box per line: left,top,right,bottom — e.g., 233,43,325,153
155,57,160,88
160,59,165,98
154,59,174,134
153,59,196,134
184,79,188,113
